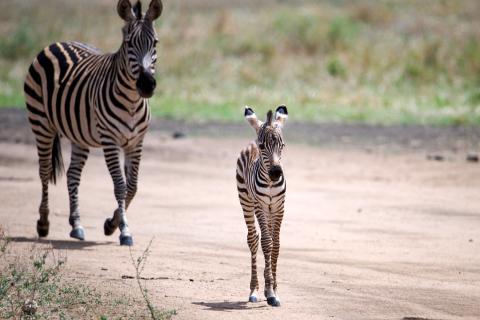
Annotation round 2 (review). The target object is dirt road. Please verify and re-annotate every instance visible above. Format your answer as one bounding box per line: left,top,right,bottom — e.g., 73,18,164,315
0,115,479,319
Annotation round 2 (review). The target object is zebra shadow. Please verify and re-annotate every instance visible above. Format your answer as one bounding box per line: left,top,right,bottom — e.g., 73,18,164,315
192,301,267,312
8,236,112,250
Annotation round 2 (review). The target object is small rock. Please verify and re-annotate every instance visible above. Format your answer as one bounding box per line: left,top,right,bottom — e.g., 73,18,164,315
466,153,479,163
426,154,444,161
409,139,422,148
101,267,108,271
189,278,194,282
172,131,186,139
469,239,473,243
22,299,38,315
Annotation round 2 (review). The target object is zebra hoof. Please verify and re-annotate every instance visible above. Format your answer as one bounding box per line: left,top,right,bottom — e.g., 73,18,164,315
267,297,281,307
104,218,117,236
248,295,258,303
119,234,133,246
36,220,49,238
69,227,85,241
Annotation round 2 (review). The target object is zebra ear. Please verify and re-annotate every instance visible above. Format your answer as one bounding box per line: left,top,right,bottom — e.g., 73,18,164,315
274,105,288,128
145,0,163,21
117,0,135,22
245,106,262,133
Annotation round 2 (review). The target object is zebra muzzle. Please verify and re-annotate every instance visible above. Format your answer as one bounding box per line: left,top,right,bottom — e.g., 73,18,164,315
136,68,156,98
268,165,283,181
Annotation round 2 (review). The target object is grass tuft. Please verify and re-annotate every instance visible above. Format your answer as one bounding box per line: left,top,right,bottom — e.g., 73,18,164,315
129,239,176,320
0,227,175,319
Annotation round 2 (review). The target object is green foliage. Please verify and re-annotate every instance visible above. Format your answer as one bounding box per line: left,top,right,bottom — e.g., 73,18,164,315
1,0,480,125
0,21,41,60
326,57,346,78
273,10,325,54
326,17,359,51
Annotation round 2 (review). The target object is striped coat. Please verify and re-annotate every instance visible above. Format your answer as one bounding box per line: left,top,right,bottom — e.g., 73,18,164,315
24,0,163,246
236,106,288,307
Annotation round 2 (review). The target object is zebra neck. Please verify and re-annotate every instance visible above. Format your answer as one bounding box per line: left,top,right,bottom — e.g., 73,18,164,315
112,44,143,111
256,157,272,184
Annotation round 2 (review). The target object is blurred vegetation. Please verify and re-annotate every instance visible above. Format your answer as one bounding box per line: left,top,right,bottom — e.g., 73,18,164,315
1,0,480,125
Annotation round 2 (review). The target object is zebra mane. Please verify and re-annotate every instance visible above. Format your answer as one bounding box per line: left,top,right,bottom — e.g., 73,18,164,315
266,110,273,127
133,1,142,20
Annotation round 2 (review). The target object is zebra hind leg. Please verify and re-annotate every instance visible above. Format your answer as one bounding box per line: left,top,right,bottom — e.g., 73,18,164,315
67,144,90,240
35,134,63,238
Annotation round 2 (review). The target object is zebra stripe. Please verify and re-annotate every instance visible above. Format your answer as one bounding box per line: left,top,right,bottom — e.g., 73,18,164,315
236,105,288,307
24,0,163,246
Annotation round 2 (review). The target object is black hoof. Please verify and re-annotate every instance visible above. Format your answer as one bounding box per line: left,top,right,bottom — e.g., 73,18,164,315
248,296,258,303
104,218,117,236
119,235,133,246
267,297,280,307
70,227,85,241
36,220,49,238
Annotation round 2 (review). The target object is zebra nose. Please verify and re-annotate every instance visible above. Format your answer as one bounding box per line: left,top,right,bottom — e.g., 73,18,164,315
136,68,156,98
268,165,283,181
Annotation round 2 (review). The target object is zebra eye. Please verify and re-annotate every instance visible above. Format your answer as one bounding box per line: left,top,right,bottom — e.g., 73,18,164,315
258,143,265,150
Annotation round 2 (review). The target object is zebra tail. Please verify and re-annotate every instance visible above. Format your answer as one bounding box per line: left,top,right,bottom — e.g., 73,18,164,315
50,134,64,185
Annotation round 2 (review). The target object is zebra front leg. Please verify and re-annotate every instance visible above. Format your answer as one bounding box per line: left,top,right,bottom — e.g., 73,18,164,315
124,142,143,210
271,202,284,305
256,206,280,307
67,144,89,240
102,144,132,246
240,200,260,302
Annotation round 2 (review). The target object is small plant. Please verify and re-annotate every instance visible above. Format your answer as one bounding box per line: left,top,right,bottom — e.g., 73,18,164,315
0,229,105,319
129,239,176,320
0,228,176,319
327,57,347,78
0,227,8,255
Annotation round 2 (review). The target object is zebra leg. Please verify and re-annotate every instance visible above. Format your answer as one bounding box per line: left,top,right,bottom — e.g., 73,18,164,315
34,134,56,237
102,144,132,246
241,200,260,302
124,142,143,210
271,202,284,305
67,144,89,241
256,206,279,307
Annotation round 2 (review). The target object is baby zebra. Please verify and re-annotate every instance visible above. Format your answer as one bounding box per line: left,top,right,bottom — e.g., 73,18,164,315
236,105,288,307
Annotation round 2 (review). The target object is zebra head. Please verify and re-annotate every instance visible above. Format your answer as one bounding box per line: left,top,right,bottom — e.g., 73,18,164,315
117,0,162,98
245,105,288,181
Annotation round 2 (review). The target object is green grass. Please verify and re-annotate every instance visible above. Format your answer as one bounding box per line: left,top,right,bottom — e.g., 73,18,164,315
1,0,480,125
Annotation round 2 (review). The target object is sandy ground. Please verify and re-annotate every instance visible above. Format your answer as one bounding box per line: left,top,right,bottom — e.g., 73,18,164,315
1,120,480,319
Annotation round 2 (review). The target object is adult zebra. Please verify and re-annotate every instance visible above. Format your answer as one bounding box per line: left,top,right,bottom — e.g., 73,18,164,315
236,105,288,307
24,0,162,246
